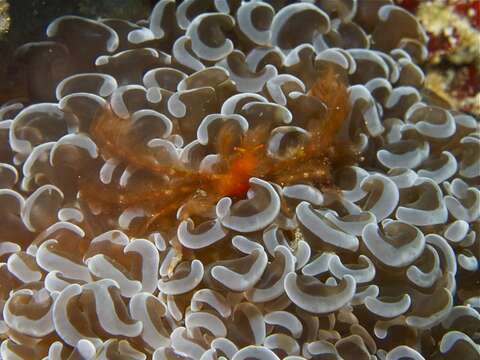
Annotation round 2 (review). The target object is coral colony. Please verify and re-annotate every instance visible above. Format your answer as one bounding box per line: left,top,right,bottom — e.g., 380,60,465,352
0,1,479,359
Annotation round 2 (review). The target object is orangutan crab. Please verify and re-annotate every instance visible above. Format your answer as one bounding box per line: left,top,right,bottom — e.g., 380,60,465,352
79,65,357,236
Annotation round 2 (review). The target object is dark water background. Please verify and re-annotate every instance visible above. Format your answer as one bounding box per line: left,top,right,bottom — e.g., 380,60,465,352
0,0,155,101
0,0,299,104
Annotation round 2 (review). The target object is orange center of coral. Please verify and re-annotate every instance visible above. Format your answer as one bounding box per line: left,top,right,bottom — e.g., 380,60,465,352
215,149,258,197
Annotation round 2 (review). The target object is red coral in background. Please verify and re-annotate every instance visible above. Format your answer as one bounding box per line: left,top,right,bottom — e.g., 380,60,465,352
426,29,458,55
453,0,480,30
395,0,421,13
395,0,480,116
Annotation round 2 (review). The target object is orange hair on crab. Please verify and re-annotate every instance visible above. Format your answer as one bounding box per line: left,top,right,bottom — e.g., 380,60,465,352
79,65,356,235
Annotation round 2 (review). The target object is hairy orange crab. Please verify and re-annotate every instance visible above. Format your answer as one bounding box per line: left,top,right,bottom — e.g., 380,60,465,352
79,65,357,236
